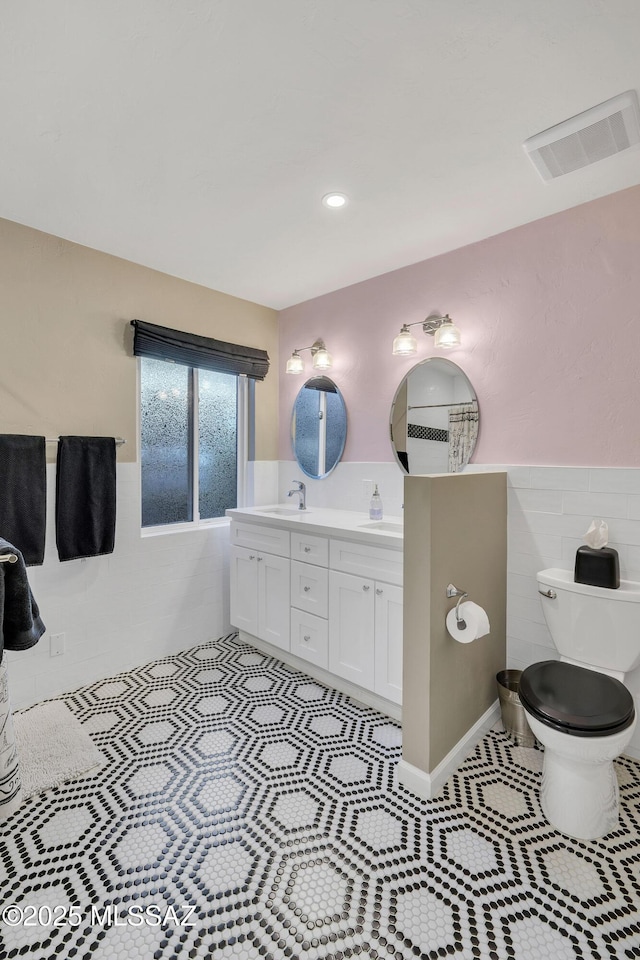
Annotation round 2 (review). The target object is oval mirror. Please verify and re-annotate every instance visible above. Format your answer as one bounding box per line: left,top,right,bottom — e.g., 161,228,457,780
390,358,479,474
291,376,347,479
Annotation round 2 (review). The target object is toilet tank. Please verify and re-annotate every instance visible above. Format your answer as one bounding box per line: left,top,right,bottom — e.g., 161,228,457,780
537,568,640,674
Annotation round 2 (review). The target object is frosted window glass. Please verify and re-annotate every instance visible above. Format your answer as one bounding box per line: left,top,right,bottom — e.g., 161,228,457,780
198,371,237,519
294,387,320,476
140,358,193,526
324,391,344,471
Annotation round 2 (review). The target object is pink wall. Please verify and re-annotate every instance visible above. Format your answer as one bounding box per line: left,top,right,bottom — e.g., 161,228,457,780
278,184,640,467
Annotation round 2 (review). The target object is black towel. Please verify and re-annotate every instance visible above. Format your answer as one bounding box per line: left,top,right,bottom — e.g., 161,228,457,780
55,437,117,562
0,434,46,566
0,537,46,665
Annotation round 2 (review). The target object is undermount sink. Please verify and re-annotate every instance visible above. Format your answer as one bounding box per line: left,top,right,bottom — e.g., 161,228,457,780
358,520,403,532
259,506,310,516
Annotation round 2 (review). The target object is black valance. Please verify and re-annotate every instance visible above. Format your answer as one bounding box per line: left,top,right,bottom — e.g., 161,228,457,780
131,319,270,380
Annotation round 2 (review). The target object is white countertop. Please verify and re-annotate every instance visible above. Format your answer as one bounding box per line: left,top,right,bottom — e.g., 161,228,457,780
226,505,404,548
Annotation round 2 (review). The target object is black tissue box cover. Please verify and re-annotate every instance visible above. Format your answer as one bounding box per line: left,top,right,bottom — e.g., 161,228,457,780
574,545,620,589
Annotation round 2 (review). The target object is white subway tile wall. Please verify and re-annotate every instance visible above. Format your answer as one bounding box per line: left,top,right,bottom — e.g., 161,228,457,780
5,463,232,710
247,459,279,505
277,461,407,517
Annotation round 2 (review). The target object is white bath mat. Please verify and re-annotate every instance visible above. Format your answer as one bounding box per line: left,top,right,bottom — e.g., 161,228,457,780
13,701,105,798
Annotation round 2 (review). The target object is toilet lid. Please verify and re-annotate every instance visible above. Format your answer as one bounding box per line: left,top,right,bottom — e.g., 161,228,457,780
519,660,635,737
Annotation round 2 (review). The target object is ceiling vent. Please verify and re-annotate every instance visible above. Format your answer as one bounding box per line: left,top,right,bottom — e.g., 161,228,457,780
523,91,640,181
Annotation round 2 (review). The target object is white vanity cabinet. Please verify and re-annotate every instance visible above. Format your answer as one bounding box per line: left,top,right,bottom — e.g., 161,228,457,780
329,538,404,705
229,523,290,652
328,571,376,688
328,573,403,703
373,582,403,704
228,511,403,716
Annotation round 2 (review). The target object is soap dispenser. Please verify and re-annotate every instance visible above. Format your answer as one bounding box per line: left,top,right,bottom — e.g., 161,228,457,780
369,484,383,520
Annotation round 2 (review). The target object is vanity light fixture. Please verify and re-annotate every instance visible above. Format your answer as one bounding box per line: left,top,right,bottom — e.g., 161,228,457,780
285,338,333,374
392,314,462,355
392,325,418,356
285,351,305,375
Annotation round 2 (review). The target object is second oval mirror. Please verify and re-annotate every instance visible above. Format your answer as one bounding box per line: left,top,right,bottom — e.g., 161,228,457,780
291,376,347,479
390,357,479,474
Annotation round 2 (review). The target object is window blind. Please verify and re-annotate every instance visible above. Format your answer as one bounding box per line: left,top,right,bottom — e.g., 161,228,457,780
131,319,270,380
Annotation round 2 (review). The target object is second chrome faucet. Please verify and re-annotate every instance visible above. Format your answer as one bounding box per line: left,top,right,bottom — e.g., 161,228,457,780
287,480,306,510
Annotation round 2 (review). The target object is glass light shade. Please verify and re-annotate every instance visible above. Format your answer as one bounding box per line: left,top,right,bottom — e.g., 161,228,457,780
434,319,461,348
312,347,332,370
286,352,305,374
392,327,418,356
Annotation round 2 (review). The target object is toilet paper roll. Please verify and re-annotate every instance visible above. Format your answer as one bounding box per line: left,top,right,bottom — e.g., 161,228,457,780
446,601,490,643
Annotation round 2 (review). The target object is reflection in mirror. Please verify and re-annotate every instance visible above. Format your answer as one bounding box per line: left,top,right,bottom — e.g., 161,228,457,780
390,358,479,474
291,376,347,479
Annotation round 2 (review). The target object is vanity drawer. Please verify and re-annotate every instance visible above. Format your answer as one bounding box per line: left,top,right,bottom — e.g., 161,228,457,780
290,531,329,567
231,522,290,558
330,539,403,586
291,607,329,669
291,560,329,618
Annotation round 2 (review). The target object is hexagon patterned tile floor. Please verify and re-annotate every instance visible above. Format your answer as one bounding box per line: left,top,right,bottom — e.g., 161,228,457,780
2,633,640,959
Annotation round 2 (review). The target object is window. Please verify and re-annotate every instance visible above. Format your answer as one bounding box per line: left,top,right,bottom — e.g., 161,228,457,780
140,358,246,528
132,319,269,532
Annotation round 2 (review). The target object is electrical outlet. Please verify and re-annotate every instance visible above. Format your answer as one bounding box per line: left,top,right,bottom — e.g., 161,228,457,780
362,479,373,501
50,633,65,657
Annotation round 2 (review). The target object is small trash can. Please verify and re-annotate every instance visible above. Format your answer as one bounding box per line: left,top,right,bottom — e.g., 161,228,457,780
496,669,536,748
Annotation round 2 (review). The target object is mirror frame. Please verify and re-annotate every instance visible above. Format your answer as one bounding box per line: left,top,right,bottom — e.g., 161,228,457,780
389,357,479,474
291,375,348,480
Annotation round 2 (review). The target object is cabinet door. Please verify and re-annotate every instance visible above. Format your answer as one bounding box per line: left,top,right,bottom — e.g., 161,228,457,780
374,582,403,705
258,553,290,651
329,570,375,689
230,546,259,636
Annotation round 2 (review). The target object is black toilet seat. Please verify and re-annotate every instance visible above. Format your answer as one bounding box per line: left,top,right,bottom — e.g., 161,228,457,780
519,660,635,738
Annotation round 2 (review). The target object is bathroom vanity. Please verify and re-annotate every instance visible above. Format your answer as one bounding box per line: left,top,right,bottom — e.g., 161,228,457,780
267,359,506,798
227,506,404,718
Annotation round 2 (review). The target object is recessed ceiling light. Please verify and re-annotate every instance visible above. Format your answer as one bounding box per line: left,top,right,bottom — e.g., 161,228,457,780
322,192,348,209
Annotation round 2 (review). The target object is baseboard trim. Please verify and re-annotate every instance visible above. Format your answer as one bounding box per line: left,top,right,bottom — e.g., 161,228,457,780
237,631,401,721
397,699,501,801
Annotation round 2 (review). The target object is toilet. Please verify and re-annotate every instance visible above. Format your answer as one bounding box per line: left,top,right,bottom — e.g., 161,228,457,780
519,568,639,840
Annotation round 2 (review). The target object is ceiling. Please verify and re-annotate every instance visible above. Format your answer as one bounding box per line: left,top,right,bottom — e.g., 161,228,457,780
2,0,640,310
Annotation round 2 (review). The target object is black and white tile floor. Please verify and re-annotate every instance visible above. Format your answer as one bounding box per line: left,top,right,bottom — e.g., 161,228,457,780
2,633,640,959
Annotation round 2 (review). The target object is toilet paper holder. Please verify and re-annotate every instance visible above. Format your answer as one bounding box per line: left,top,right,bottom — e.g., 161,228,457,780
446,582,469,629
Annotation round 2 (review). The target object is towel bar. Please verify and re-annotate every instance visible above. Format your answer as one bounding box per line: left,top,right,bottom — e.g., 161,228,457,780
45,437,126,446
0,553,18,564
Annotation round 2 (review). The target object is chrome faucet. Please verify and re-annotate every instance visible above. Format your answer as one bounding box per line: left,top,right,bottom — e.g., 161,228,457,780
287,480,306,510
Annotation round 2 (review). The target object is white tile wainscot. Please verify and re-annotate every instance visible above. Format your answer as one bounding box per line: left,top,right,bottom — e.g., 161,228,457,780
5,462,231,709
227,505,404,720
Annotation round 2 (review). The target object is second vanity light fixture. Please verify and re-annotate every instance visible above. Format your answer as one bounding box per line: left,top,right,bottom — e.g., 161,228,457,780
285,338,333,374
392,314,462,355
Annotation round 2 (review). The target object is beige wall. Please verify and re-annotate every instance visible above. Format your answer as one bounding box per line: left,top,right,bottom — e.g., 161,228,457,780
403,472,507,773
0,218,278,462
